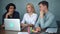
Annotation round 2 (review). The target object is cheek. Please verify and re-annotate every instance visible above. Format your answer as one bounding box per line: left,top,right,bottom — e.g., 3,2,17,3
29,8,31,10
39,6,42,10
40,7,44,10
27,8,32,11
9,9,14,12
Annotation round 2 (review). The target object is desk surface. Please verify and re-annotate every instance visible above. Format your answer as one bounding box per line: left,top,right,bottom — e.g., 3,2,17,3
0,26,57,34
0,26,26,34
0,29,28,34
0,29,5,34
0,25,28,34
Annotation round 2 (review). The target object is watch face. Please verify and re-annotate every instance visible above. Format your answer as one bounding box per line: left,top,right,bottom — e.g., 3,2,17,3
9,23,14,28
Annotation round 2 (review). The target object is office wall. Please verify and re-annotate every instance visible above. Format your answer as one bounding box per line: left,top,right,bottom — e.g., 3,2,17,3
0,0,60,25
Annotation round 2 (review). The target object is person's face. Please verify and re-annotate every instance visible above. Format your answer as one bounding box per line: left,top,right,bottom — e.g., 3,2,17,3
27,5,32,13
8,6,15,13
39,4,46,12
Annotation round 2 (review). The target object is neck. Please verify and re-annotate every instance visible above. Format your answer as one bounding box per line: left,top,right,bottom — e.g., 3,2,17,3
8,12,13,16
28,12,33,16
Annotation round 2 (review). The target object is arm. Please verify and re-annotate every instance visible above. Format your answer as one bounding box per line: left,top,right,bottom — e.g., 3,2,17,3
16,12,20,19
2,15,5,25
1,13,6,27
21,14,25,24
40,15,54,29
35,17,40,27
32,17,41,33
21,14,27,27
31,14,38,25
33,18,41,32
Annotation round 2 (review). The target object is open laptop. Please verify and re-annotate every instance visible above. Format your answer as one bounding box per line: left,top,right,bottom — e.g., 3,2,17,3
4,19,21,31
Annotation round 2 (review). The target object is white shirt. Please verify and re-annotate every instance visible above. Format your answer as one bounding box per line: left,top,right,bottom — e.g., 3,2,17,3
21,13,37,25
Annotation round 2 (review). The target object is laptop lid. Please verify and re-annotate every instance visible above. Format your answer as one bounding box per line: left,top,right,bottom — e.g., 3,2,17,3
4,19,21,31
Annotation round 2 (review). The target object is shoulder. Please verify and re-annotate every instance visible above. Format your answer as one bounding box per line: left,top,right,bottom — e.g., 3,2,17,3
48,12,55,18
14,11,19,14
13,11,20,16
33,13,38,17
23,13,28,17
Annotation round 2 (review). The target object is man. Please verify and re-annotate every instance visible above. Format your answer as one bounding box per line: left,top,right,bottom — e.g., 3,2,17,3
34,1,57,34
2,3,20,27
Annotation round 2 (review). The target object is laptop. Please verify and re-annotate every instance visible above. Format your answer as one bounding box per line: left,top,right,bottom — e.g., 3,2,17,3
4,19,21,31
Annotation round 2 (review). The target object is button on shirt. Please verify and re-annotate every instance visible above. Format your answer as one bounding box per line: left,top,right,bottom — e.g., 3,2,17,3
21,13,37,25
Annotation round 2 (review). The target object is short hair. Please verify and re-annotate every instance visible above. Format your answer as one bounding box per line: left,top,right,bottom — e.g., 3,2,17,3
6,3,16,11
38,1,48,8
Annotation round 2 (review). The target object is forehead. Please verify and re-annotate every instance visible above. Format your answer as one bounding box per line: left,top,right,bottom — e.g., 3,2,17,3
39,4,44,6
9,6,14,8
27,5,31,7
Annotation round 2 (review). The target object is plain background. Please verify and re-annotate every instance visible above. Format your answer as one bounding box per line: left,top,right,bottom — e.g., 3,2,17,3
0,0,60,25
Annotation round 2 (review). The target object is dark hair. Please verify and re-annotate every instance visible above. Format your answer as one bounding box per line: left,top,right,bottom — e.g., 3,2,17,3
6,3,16,11
38,1,48,8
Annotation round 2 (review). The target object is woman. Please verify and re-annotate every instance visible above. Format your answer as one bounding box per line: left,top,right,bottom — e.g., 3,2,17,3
2,3,20,27
21,3,37,29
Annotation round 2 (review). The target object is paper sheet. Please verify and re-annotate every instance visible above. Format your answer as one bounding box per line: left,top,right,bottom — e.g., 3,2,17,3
18,32,28,34
46,28,57,33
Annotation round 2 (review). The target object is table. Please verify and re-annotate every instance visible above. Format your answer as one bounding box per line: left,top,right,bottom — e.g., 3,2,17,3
0,26,57,34
0,28,5,34
0,28,28,34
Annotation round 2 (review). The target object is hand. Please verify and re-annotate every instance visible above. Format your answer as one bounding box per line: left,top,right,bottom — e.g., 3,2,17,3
5,12,13,18
21,23,28,28
36,27,41,32
40,10,44,18
1,25,5,27
32,30,38,33
28,24,34,27
32,27,41,33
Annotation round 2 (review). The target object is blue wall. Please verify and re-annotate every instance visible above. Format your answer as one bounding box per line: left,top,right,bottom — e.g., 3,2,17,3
0,0,60,25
